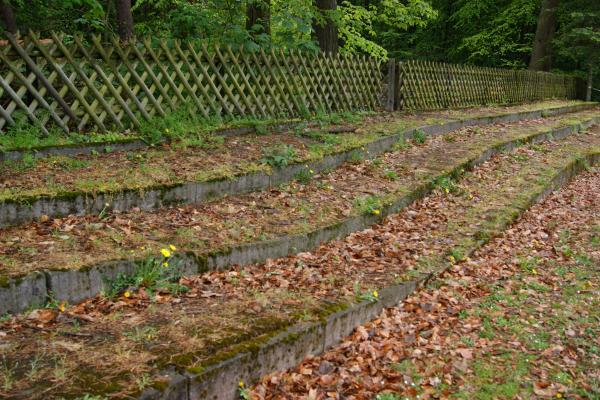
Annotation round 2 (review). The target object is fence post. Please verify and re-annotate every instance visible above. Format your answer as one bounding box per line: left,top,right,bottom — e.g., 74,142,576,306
386,58,396,111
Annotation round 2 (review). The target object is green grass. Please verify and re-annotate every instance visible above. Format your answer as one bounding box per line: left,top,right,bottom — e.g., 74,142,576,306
354,195,384,215
261,144,297,168
413,129,427,144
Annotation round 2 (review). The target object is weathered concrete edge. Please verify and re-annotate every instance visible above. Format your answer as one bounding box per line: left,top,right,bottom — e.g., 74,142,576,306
0,121,308,162
1,103,595,228
140,152,600,400
1,103,592,162
0,117,598,315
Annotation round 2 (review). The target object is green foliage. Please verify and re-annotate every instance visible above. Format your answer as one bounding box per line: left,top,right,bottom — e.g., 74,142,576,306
354,195,383,215
294,167,314,184
104,249,188,299
353,281,379,302
261,144,297,167
457,0,538,68
383,170,398,180
554,0,600,86
413,129,427,144
347,149,365,164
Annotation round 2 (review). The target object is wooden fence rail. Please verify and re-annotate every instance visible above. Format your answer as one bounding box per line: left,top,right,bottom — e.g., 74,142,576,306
394,60,578,111
0,32,581,135
0,32,382,134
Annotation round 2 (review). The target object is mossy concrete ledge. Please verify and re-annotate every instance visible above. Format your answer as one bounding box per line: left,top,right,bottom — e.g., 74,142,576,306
138,279,423,400
0,121,307,162
139,151,600,400
0,117,597,315
0,103,596,229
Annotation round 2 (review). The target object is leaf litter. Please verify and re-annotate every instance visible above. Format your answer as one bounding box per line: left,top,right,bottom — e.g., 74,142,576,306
1,109,598,278
0,120,598,399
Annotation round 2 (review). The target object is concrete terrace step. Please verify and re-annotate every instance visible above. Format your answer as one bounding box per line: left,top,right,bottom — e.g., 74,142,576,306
0,111,599,314
1,123,598,399
0,102,595,228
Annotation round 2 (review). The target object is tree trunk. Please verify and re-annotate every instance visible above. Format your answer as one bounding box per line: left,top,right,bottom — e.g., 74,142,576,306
529,0,559,71
586,64,593,102
0,0,17,33
313,0,338,55
246,0,270,35
115,0,134,42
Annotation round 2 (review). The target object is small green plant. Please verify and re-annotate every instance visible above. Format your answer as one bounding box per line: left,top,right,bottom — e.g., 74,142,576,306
254,123,268,135
371,157,384,167
104,245,188,299
354,195,383,216
98,203,110,220
510,153,529,162
443,133,456,142
238,380,251,399
13,153,37,171
347,149,364,164
294,167,314,184
126,152,147,163
432,175,458,194
261,144,297,168
383,170,398,180
353,281,379,303
1,360,14,391
449,247,464,263
541,110,551,118
413,129,427,144
125,326,158,343
392,136,410,151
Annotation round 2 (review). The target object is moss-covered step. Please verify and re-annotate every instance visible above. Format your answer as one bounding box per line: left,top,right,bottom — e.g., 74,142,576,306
2,124,598,399
0,101,590,161
0,102,596,228
149,155,600,400
0,120,312,162
0,115,597,316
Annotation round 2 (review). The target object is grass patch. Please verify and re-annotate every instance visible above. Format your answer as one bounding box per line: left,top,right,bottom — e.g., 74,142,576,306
261,145,297,168
354,195,384,216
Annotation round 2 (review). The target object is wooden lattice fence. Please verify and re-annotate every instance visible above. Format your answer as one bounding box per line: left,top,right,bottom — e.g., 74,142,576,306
0,32,583,135
0,32,383,134
394,60,578,111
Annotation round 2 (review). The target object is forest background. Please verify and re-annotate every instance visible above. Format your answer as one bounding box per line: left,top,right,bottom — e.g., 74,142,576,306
0,0,598,100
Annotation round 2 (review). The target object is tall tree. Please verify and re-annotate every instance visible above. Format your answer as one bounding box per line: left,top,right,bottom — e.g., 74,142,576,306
115,0,133,42
0,0,17,33
247,0,270,35
313,0,338,55
554,1,600,101
529,0,559,71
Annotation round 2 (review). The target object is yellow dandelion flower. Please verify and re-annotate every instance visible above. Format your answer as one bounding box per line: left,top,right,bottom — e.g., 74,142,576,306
58,301,66,313
373,290,379,298
532,268,538,275
124,291,131,298
556,394,562,399
444,187,449,194
372,209,381,215
449,255,456,264
239,380,245,388
309,169,314,174
161,248,171,258
140,246,145,251
169,244,177,251
162,261,169,268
